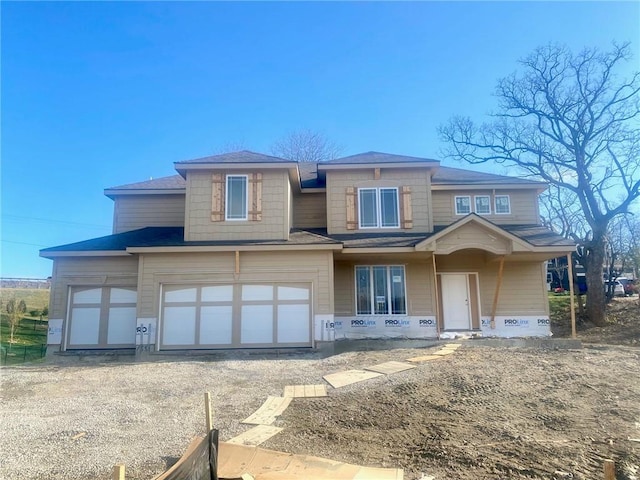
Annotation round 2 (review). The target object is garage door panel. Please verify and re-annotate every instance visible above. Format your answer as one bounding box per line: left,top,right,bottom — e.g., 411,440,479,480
73,288,102,304
165,287,197,303
69,307,101,345
242,285,273,301
241,305,273,344
110,288,137,304
202,285,233,302
277,304,310,343
200,306,233,345
163,306,196,345
277,286,309,301
107,307,137,345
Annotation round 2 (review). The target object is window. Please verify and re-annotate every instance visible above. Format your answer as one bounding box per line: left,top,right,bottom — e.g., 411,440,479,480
475,195,491,215
495,195,511,214
226,175,248,220
359,188,399,228
355,266,406,315
455,196,471,215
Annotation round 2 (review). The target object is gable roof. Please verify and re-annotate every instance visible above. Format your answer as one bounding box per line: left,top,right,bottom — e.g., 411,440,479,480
323,151,440,165
175,150,292,165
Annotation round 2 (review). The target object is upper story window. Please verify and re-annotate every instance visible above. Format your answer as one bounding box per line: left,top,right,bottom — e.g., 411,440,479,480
474,195,491,215
359,188,399,228
225,175,248,220
495,195,511,214
455,196,471,215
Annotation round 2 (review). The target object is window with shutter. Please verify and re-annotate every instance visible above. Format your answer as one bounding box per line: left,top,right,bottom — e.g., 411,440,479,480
211,173,225,222
248,173,263,221
400,186,413,229
346,187,358,230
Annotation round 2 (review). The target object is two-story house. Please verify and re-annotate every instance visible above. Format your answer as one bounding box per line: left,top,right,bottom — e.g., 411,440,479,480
40,151,575,356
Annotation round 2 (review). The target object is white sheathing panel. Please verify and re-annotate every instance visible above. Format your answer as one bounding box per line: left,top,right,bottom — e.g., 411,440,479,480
200,306,233,344
136,318,157,346
481,316,552,337
47,319,63,345
278,286,309,301
314,314,335,342
73,288,102,304
163,306,196,345
165,287,197,303
107,307,137,344
242,285,273,301
69,308,101,345
334,316,438,339
241,305,273,344
277,304,310,343
110,288,137,303
202,285,233,302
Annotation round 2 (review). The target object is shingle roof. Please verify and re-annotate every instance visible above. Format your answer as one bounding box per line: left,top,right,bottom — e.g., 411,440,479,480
323,151,439,165
500,224,576,247
106,175,186,191
40,227,340,254
298,163,325,188
433,166,545,186
175,150,293,165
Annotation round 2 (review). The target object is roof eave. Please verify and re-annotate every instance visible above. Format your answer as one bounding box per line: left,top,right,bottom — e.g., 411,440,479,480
318,162,440,171
40,250,131,259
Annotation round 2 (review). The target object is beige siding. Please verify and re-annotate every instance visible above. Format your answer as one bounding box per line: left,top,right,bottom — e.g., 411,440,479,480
112,195,185,233
292,193,327,229
138,250,333,318
49,256,139,320
436,252,548,315
333,256,434,316
185,170,290,241
436,222,511,255
326,168,432,234
432,189,540,226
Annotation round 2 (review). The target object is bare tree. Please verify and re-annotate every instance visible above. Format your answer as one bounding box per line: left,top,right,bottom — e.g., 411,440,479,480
440,43,640,326
271,129,343,162
5,298,26,347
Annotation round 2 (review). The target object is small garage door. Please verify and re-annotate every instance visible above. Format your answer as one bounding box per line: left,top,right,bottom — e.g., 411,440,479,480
66,287,137,349
160,283,311,350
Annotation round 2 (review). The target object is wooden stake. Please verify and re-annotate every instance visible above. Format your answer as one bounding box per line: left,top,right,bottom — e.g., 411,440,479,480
603,459,615,480
112,464,125,480
205,391,213,432
490,256,505,329
235,251,240,274
567,253,576,339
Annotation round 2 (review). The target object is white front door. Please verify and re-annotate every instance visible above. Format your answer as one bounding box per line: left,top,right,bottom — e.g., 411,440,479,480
441,274,472,330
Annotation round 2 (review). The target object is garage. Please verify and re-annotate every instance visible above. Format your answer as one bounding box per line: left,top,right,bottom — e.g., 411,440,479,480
159,283,312,350
66,286,137,349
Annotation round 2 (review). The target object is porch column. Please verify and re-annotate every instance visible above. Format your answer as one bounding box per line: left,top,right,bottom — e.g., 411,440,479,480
490,256,506,329
431,253,441,336
567,253,576,338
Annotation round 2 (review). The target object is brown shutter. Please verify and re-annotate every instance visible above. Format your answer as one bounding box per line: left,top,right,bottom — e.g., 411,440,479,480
346,186,358,230
248,173,263,221
400,186,413,229
211,173,225,222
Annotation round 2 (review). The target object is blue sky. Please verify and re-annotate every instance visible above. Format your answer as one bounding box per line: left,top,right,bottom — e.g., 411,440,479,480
2,1,639,278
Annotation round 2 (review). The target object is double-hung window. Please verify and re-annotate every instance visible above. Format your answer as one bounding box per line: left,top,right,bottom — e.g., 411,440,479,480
474,195,491,215
455,196,471,215
226,175,248,220
359,188,399,228
355,265,406,315
495,195,511,214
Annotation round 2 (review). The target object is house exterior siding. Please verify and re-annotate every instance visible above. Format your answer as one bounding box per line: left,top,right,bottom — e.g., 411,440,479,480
292,192,327,229
112,195,185,234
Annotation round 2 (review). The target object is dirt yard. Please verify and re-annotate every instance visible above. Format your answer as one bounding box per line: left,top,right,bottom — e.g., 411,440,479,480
1,297,638,480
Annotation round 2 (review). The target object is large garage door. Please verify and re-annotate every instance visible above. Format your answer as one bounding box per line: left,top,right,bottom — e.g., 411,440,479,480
160,284,311,350
67,287,137,349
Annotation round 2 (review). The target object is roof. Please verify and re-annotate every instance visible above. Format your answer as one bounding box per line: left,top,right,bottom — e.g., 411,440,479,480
106,175,186,191
323,151,439,165
433,166,545,186
175,150,293,165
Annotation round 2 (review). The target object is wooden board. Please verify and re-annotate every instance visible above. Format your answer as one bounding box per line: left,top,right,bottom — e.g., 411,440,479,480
242,396,292,425
364,361,416,375
227,425,283,446
283,384,327,398
323,370,383,389
405,354,443,363
444,344,461,349
218,442,403,480
433,349,455,356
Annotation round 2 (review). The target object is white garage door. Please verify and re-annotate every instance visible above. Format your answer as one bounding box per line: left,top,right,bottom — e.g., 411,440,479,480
160,284,311,349
67,287,137,349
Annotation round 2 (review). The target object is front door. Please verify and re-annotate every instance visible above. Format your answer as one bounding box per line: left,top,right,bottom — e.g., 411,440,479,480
441,274,472,330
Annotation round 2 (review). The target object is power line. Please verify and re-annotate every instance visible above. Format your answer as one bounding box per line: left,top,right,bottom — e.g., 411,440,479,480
1,214,110,230
1,239,49,247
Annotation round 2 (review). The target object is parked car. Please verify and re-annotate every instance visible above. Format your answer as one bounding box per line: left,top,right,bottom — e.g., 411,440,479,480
605,280,625,297
617,277,637,296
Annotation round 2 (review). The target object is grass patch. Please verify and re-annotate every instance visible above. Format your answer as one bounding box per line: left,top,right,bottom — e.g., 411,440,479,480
0,288,49,365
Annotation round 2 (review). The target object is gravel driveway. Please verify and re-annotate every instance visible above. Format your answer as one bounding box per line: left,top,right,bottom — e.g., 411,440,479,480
0,348,390,480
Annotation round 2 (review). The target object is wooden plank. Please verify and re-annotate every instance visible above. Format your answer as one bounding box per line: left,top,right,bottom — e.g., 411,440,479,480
567,253,576,339
444,343,461,349
355,466,404,480
490,256,505,329
112,464,125,480
604,459,615,480
283,384,328,398
406,354,443,363
242,396,292,425
364,361,416,375
433,349,455,356
346,187,358,230
374,168,381,180
432,254,441,336
323,370,383,389
211,173,225,222
227,425,283,446
204,392,213,432
400,186,413,229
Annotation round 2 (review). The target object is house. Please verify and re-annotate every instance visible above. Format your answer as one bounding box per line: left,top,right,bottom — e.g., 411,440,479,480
40,151,575,356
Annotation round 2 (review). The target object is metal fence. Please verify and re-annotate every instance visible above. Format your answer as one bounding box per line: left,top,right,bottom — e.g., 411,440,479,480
1,344,47,365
